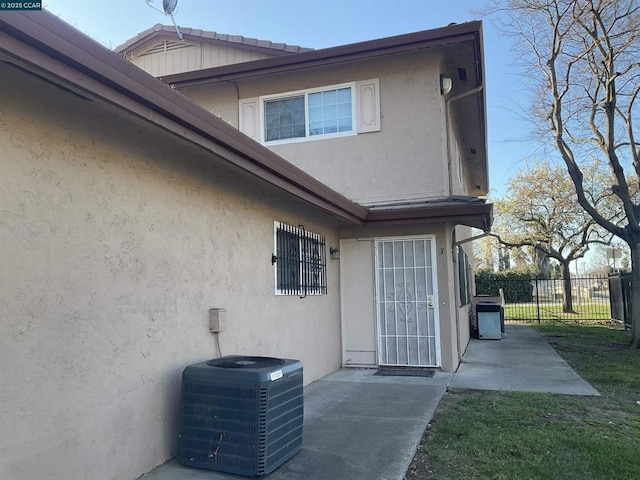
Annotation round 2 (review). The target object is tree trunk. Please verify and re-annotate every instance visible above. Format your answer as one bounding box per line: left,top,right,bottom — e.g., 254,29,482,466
630,243,640,348
560,262,574,314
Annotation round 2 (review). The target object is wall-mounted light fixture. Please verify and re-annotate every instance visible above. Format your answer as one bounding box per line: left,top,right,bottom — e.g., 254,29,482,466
440,74,453,95
329,247,340,260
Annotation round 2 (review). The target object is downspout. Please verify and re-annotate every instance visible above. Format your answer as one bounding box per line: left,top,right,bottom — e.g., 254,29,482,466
444,84,483,197
443,83,483,366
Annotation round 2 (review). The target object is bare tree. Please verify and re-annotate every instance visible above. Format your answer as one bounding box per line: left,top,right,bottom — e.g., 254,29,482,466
587,242,631,272
491,160,613,312
494,0,640,346
473,234,499,271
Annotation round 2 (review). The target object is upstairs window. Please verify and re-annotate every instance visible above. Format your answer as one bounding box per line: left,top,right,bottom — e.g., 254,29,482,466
239,79,380,143
264,85,353,143
273,222,327,296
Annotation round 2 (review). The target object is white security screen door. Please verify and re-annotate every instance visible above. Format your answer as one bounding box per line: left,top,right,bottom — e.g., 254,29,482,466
375,237,440,367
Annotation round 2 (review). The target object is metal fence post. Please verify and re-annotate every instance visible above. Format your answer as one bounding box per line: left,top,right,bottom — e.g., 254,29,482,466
535,277,541,324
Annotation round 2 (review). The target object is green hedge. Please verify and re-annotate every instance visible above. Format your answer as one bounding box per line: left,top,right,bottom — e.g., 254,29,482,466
475,270,534,303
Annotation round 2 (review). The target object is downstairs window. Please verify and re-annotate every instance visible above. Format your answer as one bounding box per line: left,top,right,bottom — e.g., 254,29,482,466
273,222,327,296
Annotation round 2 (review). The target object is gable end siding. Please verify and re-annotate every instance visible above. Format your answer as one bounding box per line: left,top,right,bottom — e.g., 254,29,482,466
130,41,277,77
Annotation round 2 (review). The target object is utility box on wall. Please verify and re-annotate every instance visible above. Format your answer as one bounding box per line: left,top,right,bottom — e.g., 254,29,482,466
208,308,226,333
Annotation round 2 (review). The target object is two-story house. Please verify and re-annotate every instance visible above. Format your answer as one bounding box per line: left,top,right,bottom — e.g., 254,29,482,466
119,21,491,371
0,11,490,480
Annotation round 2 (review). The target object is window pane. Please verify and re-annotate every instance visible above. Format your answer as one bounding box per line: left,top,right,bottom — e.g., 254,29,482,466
280,112,292,126
281,97,297,111
266,128,280,142
308,92,323,107
337,87,351,102
280,125,293,138
309,121,323,136
338,117,352,132
338,103,351,117
266,112,280,129
293,110,305,125
323,104,337,119
308,87,352,137
323,119,338,134
264,96,304,141
293,124,306,137
322,89,337,104
309,106,322,123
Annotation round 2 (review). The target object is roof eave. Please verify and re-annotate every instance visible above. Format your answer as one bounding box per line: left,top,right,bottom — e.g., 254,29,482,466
364,202,493,231
162,22,482,87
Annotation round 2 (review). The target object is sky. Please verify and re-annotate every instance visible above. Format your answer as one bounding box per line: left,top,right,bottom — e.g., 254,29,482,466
40,0,540,198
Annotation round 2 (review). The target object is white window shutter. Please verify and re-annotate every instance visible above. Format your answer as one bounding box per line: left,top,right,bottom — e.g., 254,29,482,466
239,97,259,140
356,79,380,133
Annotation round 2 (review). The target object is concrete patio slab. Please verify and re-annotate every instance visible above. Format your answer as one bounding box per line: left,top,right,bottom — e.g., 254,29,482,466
141,369,451,480
140,324,597,480
449,324,599,396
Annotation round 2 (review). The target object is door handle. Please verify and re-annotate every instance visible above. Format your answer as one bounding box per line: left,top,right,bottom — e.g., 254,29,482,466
427,295,434,308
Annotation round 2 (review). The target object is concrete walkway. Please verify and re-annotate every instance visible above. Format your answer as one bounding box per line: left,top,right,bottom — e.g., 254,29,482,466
141,369,451,480
449,323,599,395
141,324,598,480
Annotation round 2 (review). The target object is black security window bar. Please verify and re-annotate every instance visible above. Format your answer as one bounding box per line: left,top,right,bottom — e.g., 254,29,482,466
274,222,327,296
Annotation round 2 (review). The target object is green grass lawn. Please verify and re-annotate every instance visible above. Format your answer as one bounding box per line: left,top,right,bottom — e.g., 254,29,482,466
405,325,640,480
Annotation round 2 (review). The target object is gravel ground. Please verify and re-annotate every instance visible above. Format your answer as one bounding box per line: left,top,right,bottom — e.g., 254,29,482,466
404,421,435,479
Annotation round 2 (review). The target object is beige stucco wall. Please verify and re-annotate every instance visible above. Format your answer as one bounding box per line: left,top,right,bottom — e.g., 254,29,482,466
183,50,450,206
0,64,343,480
338,223,463,372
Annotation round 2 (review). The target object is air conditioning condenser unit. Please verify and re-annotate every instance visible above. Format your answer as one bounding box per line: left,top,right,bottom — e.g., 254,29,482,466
179,355,303,476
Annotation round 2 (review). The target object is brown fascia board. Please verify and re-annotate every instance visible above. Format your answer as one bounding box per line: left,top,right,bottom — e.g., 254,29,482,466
365,203,493,231
475,24,489,195
161,21,482,87
0,10,366,224
115,25,308,58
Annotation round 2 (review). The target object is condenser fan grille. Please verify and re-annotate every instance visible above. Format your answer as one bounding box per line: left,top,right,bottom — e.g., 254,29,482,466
206,356,285,369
